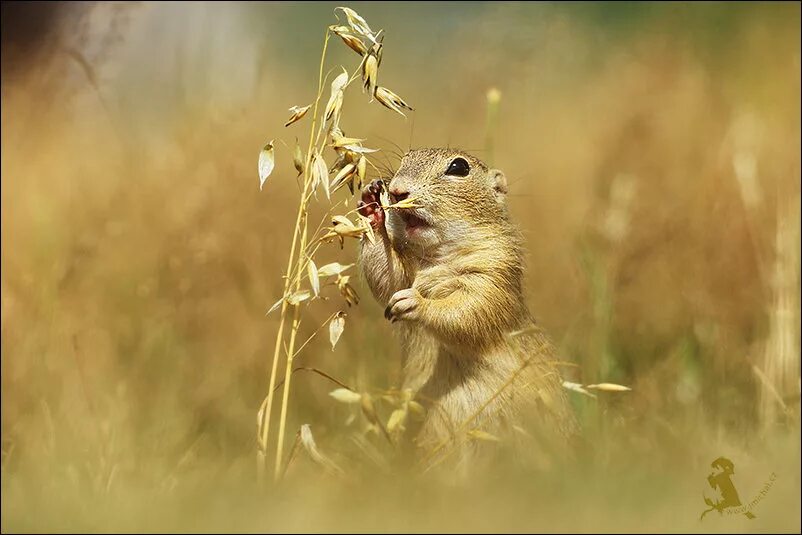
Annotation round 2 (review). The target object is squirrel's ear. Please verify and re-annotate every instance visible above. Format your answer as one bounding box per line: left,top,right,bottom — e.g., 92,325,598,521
490,169,508,202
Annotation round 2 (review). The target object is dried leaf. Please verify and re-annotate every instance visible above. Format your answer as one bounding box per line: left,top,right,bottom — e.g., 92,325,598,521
329,311,346,350
317,262,353,277
467,429,501,442
387,408,407,433
287,290,311,306
329,388,362,404
284,104,311,127
586,383,632,392
258,140,275,191
307,258,320,296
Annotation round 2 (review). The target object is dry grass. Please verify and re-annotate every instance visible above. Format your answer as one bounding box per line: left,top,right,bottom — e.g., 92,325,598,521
1,2,800,532
255,7,419,481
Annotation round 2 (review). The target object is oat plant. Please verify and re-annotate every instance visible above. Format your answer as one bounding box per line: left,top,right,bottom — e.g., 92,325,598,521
256,6,414,483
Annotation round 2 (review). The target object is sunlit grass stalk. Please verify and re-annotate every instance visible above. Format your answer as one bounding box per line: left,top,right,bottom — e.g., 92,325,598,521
260,30,331,483
258,6,412,481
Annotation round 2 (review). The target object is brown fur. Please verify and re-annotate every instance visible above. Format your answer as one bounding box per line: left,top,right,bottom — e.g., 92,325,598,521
358,148,577,461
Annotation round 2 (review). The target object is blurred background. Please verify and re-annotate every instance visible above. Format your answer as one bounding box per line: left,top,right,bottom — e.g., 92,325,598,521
2,1,800,532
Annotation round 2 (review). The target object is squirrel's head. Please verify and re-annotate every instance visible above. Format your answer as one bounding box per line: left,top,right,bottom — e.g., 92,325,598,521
386,148,509,250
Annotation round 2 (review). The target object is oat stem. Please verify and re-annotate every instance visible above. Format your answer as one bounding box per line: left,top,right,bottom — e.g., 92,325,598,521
272,28,332,482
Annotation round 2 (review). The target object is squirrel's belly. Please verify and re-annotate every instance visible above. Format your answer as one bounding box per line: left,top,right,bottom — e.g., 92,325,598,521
409,340,526,445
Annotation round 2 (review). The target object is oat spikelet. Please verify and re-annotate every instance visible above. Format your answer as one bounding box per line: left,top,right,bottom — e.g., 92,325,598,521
331,134,366,149
374,86,413,117
329,311,346,350
331,25,367,56
586,383,632,392
324,69,349,125
387,408,407,433
316,262,353,278
286,290,311,306
292,141,304,176
337,274,360,306
284,104,311,127
329,388,361,404
312,151,330,198
258,140,275,190
335,6,376,43
307,258,320,296
330,163,357,194
562,381,597,399
356,155,367,189
362,52,379,98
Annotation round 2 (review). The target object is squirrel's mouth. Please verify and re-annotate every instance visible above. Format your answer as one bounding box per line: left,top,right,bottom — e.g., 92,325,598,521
399,209,430,232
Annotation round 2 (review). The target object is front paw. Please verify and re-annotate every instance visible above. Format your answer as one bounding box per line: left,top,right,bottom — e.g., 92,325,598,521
357,179,386,229
385,288,424,323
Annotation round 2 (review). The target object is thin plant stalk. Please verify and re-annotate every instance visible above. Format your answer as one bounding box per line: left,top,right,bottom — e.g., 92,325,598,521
272,30,332,481
258,194,307,480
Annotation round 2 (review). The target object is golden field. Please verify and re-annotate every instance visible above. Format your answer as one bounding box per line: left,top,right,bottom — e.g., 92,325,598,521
1,2,800,532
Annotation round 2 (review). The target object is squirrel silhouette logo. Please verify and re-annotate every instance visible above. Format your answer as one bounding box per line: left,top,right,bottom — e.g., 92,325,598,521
700,457,756,520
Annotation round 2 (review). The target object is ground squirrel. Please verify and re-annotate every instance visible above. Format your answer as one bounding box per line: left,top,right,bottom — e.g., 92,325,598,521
357,148,577,462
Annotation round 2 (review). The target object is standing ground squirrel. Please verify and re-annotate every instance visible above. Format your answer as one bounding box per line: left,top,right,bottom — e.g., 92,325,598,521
357,148,577,462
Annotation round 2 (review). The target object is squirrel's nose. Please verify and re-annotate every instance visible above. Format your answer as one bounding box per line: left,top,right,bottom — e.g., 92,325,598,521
389,187,409,204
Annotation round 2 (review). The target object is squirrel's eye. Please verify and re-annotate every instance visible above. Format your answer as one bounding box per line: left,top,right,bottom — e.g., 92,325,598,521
445,157,470,177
